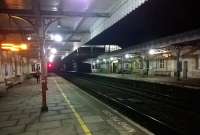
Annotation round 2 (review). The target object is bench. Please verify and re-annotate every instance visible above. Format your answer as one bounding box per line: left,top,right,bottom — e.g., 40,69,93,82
154,71,171,76
4,76,22,89
0,81,6,91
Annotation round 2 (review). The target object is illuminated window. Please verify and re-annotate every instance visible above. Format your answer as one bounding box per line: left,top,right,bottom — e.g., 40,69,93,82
105,45,121,52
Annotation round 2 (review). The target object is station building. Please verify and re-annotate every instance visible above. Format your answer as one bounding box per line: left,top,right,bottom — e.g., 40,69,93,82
87,31,200,80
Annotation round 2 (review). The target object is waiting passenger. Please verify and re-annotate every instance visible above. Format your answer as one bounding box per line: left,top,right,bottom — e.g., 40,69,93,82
35,69,41,84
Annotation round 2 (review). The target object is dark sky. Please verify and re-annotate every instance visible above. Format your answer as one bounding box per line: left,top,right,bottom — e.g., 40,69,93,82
87,0,200,48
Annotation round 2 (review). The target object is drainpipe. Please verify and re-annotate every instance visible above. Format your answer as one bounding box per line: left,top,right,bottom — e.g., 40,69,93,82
176,47,181,81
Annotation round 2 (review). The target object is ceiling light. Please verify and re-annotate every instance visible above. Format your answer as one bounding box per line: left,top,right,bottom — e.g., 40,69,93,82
57,20,61,28
125,54,131,59
27,36,32,41
110,57,114,61
149,49,156,55
50,48,57,54
20,44,28,50
57,24,61,28
49,55,55,62
54,34,63,42
149,49,167,55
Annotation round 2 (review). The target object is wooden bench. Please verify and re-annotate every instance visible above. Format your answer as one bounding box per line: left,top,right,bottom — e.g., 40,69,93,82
154,71,171,76
0,81,6,91
4,76,22,89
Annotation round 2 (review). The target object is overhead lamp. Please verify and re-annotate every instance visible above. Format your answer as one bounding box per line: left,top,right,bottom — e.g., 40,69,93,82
20,44,28,50
149,49,167,55
57,20,61,28
149,49,156,55
1,43,14,47
125,54,131,59
96,59,100,63
103,59,106,62
110,57,114,61
57,24,61,28
1,43,27,51
113,60,118,63
54,34,63,42
50,48,57,54
10,47,20,52
27,36,32,41
49,55,55,62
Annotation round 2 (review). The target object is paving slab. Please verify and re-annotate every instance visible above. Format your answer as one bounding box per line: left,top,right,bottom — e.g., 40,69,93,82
0,76,153,135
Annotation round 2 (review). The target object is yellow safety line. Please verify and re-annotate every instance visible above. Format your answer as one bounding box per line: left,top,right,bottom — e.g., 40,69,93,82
55,79,93,135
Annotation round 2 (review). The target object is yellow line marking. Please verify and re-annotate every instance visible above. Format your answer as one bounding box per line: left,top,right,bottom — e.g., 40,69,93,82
55,79,93,135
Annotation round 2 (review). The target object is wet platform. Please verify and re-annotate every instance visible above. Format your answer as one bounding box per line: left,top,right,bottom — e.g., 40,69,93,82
90,73,200,89
0,76,153,135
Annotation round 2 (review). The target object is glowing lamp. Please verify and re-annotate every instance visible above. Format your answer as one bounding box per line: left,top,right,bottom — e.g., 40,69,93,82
50,48,57,54
27,36,32,41
20,44,28,50
49,55,55,62
1,43,28,51
149,49,156,55
54,34,63,42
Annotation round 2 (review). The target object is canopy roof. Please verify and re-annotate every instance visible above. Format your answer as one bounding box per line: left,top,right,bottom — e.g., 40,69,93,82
0,0,121,58
87,0,200,48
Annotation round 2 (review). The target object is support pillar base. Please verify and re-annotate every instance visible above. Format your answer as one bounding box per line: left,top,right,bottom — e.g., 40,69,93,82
41,106,48,112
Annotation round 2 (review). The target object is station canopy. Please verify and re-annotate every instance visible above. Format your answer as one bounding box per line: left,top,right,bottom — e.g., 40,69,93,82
87,0,200,48
0,0,121,58
0,0,200,59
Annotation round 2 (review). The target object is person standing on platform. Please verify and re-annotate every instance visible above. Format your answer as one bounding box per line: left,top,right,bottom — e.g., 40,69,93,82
35,69,41,84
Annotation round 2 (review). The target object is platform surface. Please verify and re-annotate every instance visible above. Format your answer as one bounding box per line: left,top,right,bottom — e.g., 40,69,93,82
90,73,200,89
0,75,153,135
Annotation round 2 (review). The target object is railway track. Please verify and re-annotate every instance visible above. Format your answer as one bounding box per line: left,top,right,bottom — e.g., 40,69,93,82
62,73,200,135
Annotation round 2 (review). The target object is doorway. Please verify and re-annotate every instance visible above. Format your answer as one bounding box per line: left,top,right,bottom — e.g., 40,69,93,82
183,61,188,80
112,63,117,73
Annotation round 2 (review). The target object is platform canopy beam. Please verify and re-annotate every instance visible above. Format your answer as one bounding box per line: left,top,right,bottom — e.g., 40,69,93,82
0,9,111,18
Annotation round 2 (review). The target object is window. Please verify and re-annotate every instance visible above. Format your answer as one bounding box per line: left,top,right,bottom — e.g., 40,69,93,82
32,64,35,72
160,59,165,68
105,45,121,52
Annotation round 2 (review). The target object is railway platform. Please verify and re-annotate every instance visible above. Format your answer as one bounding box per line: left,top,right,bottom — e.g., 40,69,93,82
90,73,200,89
0,75,152,135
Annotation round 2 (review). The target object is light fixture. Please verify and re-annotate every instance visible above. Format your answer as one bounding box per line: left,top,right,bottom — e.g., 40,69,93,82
103,59,106,62
27,36,32,41
125,54,131,59
96,59,100,63
149,49,156,55
20,44,28,50
1,43,28,51
149,49,167,55
57,20,61,28
54,34,63,42
49,55,55,62
50,48,57,54
110,57,114,61
113,60,118,63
